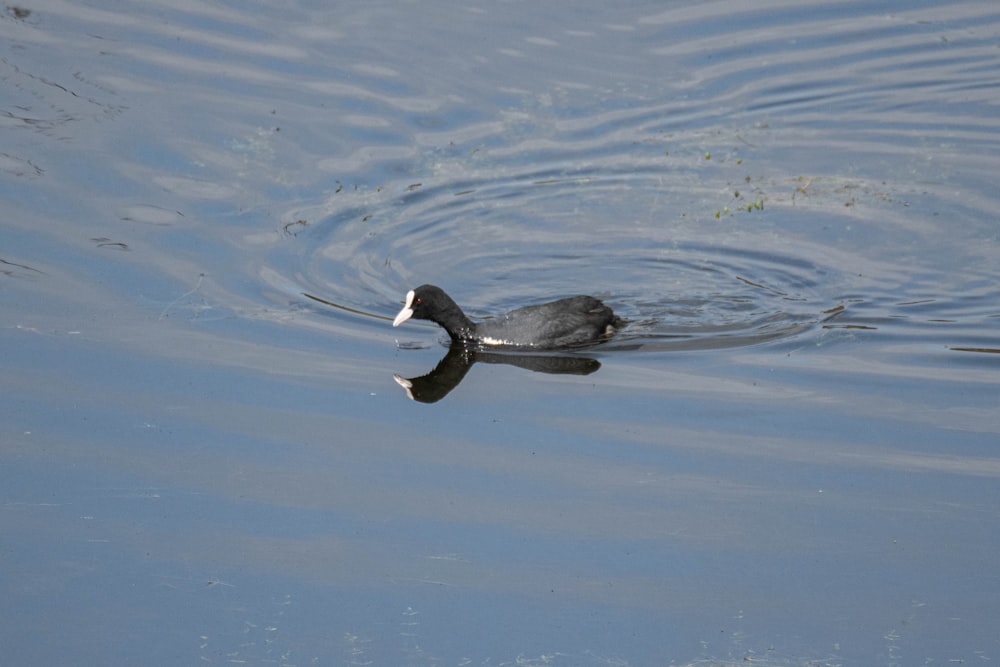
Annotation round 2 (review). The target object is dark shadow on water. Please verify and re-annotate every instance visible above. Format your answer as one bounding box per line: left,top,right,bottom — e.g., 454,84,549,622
393,345,602,403
601,308,831,352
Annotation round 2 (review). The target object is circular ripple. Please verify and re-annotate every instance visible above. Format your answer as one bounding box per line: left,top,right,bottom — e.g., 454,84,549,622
271,155,851,351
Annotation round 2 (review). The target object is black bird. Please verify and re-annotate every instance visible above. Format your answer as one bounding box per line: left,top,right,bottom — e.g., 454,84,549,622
392,284,619,349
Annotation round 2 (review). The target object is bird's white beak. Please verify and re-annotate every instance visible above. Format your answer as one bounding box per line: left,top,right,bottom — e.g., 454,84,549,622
392,308,413,327
392,290,415,327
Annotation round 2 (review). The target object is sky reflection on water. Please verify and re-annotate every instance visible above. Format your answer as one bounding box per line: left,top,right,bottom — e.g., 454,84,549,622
2,1,999,665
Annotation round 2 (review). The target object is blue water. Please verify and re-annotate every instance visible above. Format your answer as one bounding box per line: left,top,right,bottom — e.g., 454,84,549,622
2,1,999,665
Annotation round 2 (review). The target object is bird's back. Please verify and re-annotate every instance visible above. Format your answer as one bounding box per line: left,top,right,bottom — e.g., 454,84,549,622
473,295,617,349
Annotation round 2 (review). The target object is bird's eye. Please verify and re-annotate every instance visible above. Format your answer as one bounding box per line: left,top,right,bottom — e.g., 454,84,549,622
415,298,422,305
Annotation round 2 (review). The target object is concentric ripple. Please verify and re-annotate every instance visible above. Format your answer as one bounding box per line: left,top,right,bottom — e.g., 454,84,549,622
269,150,857,352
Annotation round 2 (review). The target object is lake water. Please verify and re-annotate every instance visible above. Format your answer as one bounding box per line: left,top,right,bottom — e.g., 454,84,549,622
2,1,999,665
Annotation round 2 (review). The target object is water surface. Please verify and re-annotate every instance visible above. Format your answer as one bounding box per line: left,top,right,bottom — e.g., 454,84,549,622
2,1,999,665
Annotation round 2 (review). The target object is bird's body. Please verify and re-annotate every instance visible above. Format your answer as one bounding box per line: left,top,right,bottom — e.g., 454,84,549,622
392,284,619,350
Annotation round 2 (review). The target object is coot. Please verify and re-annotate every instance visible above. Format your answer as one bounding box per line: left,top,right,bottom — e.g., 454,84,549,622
392,284,619,349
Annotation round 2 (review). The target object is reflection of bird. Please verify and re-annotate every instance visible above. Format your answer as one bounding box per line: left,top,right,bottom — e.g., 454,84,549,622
393,345,602,403
392,284,619,349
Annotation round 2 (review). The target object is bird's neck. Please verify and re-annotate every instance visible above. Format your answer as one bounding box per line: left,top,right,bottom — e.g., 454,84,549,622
434,299,476,342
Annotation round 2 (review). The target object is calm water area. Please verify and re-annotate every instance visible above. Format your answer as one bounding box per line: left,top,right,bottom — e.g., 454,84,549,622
2,1,999,665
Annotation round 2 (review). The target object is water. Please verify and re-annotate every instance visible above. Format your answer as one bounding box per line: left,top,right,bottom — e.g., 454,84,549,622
2,1,999,665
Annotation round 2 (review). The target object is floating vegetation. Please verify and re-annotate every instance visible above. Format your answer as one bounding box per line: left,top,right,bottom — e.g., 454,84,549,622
713,174,765,220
